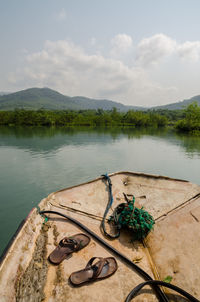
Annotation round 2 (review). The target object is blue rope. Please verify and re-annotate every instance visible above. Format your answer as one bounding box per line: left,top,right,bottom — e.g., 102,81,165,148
101,173,120,238
102,173,114,208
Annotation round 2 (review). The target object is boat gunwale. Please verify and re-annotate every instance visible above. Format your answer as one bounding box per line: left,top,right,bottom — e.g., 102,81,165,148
0,207,37,268
0,219,26,266
51,171,190,196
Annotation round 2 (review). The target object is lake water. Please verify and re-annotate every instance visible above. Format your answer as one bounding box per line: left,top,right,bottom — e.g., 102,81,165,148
0,126,200,256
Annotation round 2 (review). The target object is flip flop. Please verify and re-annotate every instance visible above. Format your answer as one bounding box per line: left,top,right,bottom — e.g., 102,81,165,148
69,256,118,285
48,233,90,264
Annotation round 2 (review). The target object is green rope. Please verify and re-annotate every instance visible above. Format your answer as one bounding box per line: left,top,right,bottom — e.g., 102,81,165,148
109,194,155,241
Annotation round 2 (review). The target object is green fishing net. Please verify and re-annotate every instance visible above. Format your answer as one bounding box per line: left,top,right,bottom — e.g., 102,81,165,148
109,196,155,241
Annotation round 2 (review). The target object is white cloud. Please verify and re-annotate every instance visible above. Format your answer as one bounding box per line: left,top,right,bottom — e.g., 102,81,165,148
8,33,200,106
110,34,133,58
136,34,177,66
177,41,200,62
136,34,200,65
8,39,180,106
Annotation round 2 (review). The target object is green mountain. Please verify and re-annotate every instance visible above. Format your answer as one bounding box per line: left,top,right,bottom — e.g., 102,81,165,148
152,95,200,110
0,87,142,111
0,87,200,111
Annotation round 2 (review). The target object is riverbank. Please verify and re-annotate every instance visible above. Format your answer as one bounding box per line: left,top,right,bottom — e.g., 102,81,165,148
0,109,167,127
1,102,200,135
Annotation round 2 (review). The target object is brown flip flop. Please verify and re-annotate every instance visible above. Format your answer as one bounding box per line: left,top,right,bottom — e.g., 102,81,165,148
48,233,90,264
69,256,118,285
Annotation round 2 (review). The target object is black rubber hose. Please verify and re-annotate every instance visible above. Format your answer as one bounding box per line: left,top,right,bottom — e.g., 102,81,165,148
40,210,168,302
125,280,199,302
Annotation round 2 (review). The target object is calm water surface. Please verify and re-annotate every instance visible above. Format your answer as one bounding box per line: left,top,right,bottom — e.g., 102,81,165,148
0,126,200,256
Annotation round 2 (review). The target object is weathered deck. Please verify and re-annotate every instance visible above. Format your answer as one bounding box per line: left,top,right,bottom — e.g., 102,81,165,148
0,172,200,301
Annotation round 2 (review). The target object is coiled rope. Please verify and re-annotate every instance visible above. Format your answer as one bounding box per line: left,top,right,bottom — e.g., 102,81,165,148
101,174,155,241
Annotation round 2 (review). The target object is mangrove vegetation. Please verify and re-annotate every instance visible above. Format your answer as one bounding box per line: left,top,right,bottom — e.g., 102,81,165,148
0,102,200,134
175,103,200,134
0,108,168,128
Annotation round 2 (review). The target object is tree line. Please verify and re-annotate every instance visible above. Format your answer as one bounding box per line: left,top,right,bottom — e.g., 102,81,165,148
0,103,200,134
0,108,168,128
175,103,200,134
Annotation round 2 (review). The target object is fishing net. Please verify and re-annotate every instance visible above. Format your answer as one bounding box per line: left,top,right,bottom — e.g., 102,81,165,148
109,195,155,241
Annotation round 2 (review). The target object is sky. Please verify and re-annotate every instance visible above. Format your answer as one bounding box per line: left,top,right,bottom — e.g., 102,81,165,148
1,0,200,107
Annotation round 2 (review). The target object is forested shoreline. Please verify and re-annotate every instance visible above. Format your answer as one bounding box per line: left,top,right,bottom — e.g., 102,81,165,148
0,108,168,127
0,103,200,134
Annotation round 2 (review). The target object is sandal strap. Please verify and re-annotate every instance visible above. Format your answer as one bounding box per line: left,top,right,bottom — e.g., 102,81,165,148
59,238,78,248
85,257,107,279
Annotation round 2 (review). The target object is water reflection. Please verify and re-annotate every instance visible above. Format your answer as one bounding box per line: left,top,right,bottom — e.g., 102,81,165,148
0,125,165,138
0,126,200,157
175,132,200,156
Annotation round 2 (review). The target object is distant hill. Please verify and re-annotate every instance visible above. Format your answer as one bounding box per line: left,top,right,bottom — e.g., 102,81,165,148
152,95,200,110
0,92,9,96
0,87,143,111
0,87,200,111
